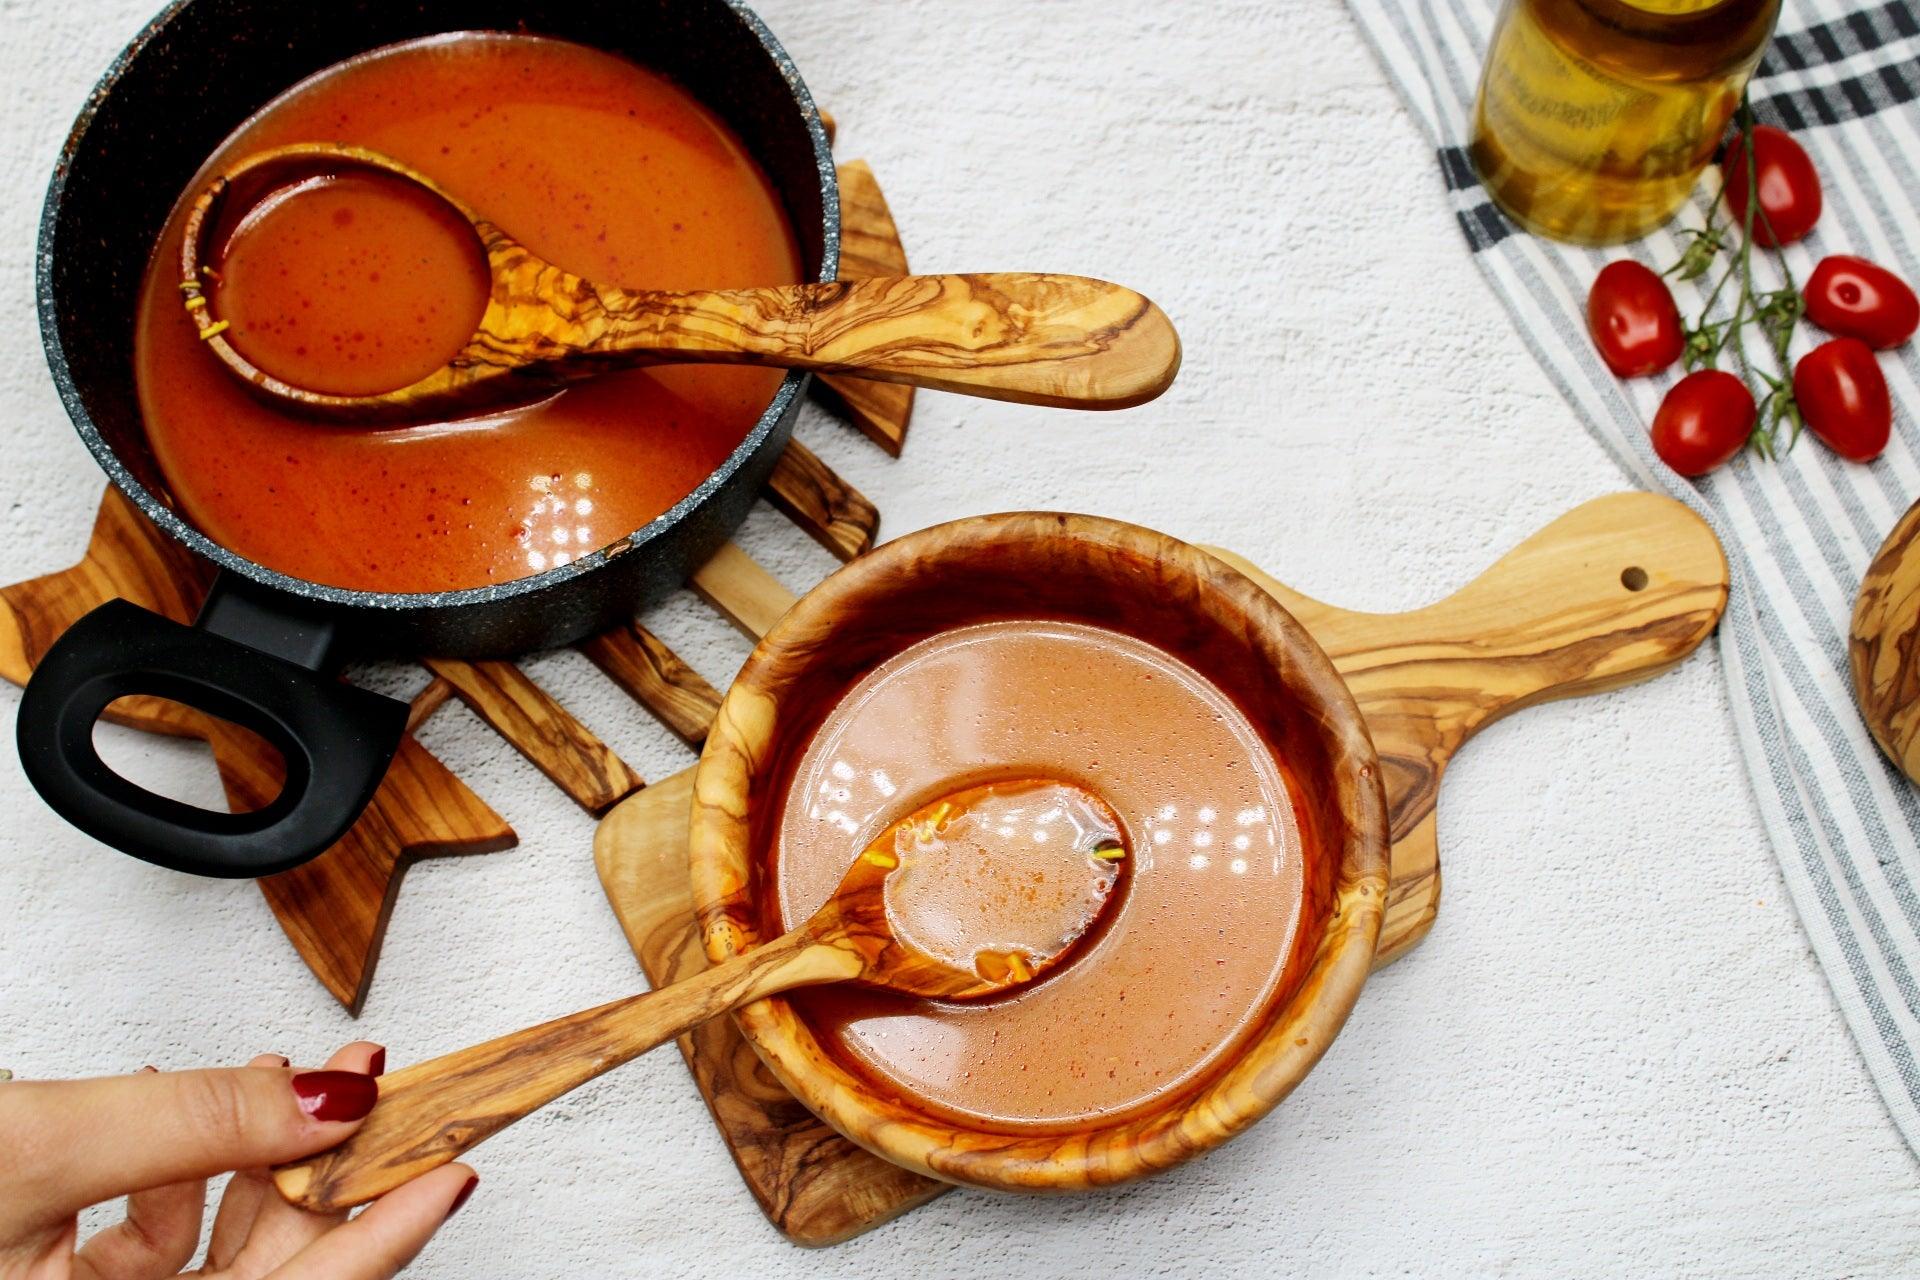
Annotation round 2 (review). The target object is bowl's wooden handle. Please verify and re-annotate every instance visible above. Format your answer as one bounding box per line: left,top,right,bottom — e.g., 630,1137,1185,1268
1218,492,1730,773
1210,492,1730,963
272,929,852,1213
582,274,1181,410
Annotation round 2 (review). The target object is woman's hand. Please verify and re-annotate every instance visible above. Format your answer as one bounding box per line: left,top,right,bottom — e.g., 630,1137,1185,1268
0,1042,475,1279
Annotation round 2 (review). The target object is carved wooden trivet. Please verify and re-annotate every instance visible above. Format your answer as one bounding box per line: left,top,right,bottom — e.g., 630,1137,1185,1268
0,489,517,1012
0,134,909,1013
593,490,1728,1245
0,434,882,1015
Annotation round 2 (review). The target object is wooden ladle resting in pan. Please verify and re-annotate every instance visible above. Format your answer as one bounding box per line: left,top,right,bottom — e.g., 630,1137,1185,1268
179,144,1182,423
272,778,1127,1213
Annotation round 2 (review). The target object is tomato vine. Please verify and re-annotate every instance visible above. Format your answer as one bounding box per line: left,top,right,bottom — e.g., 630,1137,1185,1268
1662,99,1810,456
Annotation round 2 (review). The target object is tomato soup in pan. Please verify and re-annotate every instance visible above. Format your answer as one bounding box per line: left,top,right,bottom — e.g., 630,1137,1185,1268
133,34,801,593
773,620,1306,1129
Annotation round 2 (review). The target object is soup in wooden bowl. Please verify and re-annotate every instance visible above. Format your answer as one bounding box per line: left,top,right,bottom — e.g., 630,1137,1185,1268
688,513,1390,1191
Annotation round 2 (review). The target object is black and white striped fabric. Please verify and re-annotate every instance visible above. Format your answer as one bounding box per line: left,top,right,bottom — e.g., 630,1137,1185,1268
1347,0,1920,1157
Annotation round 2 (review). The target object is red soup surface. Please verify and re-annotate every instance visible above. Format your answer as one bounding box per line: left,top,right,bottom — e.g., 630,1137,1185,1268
134,33,801,593
213,170,491,397
774,620,1305,1130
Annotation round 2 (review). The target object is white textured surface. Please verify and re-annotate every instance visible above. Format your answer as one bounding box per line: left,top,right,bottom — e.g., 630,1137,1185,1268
2,0,1917,1275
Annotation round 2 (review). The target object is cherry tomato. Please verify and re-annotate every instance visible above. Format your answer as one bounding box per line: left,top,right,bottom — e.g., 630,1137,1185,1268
1723,125,1822,247
1587,261,1684,376
1651,369,1756,477
1794,337,1891,462
1805,255,1920,349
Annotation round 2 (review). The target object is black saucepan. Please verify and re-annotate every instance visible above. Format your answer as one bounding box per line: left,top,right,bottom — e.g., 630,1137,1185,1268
17,0,837,878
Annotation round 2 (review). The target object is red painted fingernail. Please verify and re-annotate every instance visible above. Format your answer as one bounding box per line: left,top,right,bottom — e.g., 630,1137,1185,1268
269,1055,290,1068
290,1071,378,1122
445,1174,478,1221
137,1065,158,1074
368,1046,387,1077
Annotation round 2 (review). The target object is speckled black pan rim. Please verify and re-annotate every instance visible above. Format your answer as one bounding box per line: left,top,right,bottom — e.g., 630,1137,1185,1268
35,0,842,616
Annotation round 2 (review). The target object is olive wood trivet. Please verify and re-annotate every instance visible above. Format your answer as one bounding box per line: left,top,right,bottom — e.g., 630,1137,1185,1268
0,430,875,1012
0,140,908,1014
592,491,1729,1246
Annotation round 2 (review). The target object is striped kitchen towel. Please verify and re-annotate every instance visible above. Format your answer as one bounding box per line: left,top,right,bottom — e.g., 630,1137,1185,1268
1345,0,1920,1159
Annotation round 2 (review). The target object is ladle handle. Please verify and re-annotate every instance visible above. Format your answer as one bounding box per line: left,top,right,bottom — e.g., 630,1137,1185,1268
272,928,859,1213
583,274,1182,409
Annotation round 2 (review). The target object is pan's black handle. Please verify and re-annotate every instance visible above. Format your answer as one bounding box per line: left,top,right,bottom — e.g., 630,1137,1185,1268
15,578,408,878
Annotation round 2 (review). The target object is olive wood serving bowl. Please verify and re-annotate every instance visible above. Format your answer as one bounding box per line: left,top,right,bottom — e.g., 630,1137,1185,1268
687,512,1391,1192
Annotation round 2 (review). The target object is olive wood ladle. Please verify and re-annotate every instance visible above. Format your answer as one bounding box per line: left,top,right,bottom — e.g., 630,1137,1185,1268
180,144,1182,423
271,778,1125,1213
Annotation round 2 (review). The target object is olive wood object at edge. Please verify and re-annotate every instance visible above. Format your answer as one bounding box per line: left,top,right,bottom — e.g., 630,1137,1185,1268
594,490,1729,1243
1852,495,1920,784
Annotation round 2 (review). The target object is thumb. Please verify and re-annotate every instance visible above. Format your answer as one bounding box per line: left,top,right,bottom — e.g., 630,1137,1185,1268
0,1062,377,1225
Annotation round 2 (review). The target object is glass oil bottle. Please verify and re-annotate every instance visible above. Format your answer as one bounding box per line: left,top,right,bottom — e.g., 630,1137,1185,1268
1470,0,1781,245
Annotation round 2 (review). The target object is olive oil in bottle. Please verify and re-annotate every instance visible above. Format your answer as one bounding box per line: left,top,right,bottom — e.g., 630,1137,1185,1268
1470,0,1781,245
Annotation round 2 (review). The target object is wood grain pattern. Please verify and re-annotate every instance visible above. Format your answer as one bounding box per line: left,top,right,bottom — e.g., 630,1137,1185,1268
691,543,796,638
183,147,1180,421
0,441,870,1011
1851,496,1920,783
405,676,455,733
278,790,1045,1214
0,487,212,736
545,272,1179,409
600,544,941,1241
813,160,916,455
578,623,722,748
421,657,642,815
4,121,909,1022
810,373,916,461
765,438,879,561
276,926,852,1213
832,162,910,292
688,513,1390,1193
570,431,872,748
0,490,517,1012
